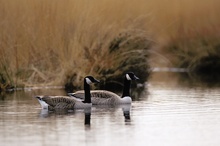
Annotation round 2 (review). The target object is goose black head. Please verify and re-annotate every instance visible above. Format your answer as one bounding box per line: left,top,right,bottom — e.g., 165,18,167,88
125,72,139,81
85,76,100,84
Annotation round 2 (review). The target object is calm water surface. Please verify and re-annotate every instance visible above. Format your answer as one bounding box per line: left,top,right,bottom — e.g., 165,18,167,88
1,76,220,146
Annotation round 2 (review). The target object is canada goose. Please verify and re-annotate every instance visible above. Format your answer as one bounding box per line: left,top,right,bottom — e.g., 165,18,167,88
69,72,139,105
35,76,100,110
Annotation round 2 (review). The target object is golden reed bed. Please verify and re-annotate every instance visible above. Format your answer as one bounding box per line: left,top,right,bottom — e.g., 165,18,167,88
0,0,220,89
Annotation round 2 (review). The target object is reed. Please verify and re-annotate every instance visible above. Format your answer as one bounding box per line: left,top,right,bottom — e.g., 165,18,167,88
0,0,220,91
149,0,220,82
161,19,220,82
0,0,153,91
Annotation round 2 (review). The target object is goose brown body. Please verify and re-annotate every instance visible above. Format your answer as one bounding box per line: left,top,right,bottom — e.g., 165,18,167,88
35,96,78,110
71,90,122,105
35,76,99,110
69,72,139,105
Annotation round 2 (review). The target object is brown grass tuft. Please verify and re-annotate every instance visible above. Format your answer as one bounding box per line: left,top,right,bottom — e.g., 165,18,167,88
1,0,220,90
0,0,153,90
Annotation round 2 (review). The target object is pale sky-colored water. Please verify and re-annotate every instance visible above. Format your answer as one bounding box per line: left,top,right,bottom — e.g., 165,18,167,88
1,74,220,146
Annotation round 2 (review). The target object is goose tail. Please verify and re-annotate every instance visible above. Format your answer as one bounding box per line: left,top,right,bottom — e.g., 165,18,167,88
34,96,49,109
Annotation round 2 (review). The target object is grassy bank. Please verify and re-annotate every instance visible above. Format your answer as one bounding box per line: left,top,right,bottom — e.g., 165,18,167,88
162,28,220,82
0,0,153,91
0,0,220,91
148,0,220,82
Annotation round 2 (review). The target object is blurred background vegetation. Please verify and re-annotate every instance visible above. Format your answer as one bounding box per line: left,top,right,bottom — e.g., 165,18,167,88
0,0,220,91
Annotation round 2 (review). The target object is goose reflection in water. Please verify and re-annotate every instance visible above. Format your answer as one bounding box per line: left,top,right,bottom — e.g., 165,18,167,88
38,104,131,126
84,108,91,126
93,104,132,123
38,107,92,126
120,104,131,122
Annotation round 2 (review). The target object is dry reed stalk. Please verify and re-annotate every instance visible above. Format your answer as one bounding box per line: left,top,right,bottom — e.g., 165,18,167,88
0,0,220,89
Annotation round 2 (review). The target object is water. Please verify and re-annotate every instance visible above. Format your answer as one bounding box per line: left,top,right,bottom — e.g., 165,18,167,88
1,74,220,146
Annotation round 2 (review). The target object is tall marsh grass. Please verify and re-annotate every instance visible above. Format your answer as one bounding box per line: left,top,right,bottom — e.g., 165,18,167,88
0,0,154,90
159,1,220,82
0,0,220,90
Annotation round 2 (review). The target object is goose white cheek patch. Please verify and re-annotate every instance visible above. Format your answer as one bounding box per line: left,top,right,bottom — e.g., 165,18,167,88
126,74,132,80
85,78,92,84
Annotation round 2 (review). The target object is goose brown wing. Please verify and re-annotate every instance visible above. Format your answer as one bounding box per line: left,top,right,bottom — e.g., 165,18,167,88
90,90,121,105
73,90,120,99
41,96,76,109
91,90,120,99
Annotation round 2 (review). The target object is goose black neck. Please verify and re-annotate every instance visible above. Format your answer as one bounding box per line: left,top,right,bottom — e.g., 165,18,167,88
122,77,131,98
83,80,91,103
124,111,130,120
84,113,91,125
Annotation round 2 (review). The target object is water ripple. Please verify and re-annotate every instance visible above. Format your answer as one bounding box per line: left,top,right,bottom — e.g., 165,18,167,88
1,85,220,146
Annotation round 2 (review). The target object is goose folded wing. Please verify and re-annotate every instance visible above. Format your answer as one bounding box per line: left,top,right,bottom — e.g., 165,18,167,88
72,90,120,99
41,96,76,109
90,90,120,99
